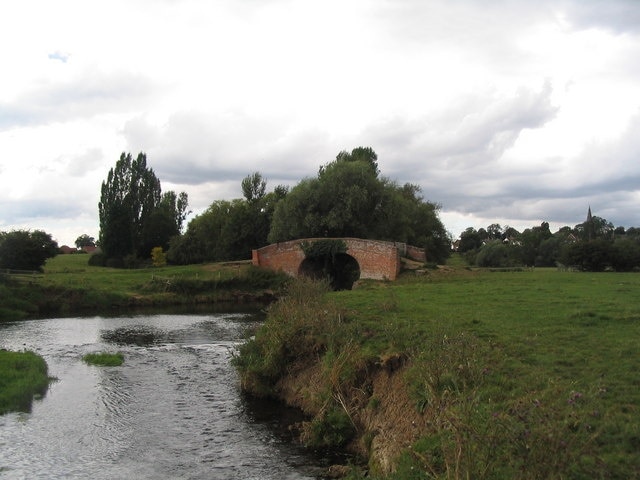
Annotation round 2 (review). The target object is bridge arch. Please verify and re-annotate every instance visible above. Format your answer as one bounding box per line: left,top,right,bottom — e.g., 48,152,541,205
298,251,361,290
252,238,426,285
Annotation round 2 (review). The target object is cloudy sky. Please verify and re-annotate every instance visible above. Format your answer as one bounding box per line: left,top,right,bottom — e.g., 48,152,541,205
1,0,640,247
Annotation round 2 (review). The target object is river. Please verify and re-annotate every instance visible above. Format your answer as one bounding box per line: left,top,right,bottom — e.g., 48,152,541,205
0,313,338,479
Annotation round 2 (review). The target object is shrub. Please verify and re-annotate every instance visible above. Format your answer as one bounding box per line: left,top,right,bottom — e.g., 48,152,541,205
305,407,356,448
233,278,336,396
88,253,107,267
151,247,167,267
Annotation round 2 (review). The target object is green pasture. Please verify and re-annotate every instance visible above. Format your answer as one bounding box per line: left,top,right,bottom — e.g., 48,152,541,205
334,268,640,477
236,268,640,477
41,254,250,296
1,254,284,320
335,268,640,386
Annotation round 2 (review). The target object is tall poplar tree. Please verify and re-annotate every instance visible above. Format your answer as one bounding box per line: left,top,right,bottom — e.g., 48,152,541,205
99,152,187,262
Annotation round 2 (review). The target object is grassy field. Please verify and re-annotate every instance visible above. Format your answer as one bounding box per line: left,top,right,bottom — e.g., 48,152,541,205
0,350,52,415
41,254,251,295
236,267,640,478
0,254,288,320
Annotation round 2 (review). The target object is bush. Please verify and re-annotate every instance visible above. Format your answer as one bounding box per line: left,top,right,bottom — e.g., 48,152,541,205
233,278,336,396
560,240,613,272
306,407,356,448
0,230,58,271
88,253,107,267
475,241,520,268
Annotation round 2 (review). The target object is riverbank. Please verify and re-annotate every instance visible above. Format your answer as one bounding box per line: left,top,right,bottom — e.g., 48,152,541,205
0,254,289,321
235,269,640,478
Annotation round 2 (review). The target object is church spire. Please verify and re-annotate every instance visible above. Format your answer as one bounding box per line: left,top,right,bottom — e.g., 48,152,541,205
586,206,594,241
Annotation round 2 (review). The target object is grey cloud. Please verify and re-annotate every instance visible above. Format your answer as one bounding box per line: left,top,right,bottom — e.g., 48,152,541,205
561,0,640,33
0,197,87,226
0,71,156,129
369,84,640,229
122,112,334,188
64,148,105,177
371,81,558,177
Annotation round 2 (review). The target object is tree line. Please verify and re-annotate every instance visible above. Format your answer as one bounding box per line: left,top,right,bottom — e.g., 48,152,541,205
90,147,449,267
166,147,451,265
5,148,637,273
456,216,640,271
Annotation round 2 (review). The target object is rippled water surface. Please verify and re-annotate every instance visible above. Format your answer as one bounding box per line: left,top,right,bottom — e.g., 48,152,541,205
0,314,332,479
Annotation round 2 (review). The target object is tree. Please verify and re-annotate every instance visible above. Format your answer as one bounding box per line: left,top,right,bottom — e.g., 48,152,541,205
486,223,503,240
168,175,284,265
475,240,518,268
458,228,483,253
331,146,379,176
268,148,450,263
98,152,188,263
574,215,613,241
519,222,553,266
0,230,58,271
241,172,267,204
268,160,385,241
75,234,95,249
139,191,189,257
560,239,613,271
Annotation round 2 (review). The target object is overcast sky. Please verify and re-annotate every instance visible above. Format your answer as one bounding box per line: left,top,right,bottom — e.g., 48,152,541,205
1,0,640,247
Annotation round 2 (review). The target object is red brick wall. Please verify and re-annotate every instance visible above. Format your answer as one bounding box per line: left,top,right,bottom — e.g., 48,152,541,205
252,238,402,280
252,240,306,277
405,244,426,263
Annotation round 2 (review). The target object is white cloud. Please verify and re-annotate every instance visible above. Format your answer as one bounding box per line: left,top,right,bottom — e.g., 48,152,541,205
1,0,640,246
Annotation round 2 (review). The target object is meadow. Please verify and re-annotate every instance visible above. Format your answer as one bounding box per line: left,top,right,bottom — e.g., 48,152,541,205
237,266,640,478
0,254,288,320
3,254,639,476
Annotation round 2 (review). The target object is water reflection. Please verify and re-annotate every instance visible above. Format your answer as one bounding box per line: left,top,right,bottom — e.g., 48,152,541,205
0,313,332,479
101,324,166,346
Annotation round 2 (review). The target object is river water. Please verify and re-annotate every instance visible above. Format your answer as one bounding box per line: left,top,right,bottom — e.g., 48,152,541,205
0,313,336,479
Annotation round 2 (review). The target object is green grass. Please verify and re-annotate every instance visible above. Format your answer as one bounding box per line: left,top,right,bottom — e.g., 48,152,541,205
41,254,251,296
82,352,125,366
236,268,640,478
1,254,288,320
0,350,52,414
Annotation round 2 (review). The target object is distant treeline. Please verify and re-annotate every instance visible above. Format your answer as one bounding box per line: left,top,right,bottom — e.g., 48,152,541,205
456,217,640,271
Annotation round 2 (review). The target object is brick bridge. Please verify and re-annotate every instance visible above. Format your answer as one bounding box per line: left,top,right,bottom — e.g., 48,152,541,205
252,238,426,282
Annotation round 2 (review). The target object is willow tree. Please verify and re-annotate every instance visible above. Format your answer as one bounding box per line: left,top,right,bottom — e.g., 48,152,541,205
268,147,451,263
